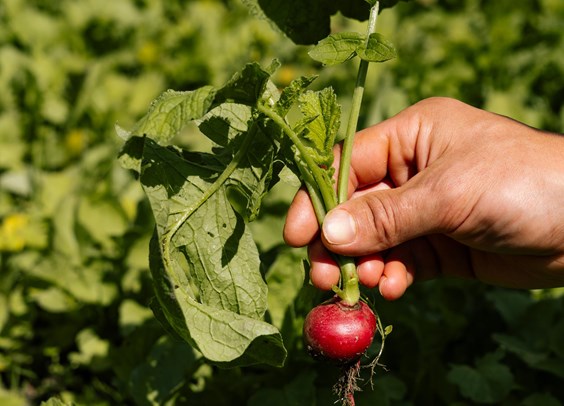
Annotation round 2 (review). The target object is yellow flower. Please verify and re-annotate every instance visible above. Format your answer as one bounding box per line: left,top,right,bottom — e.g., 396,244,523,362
0,213,29,251
137,41,158,65
65,129,87,156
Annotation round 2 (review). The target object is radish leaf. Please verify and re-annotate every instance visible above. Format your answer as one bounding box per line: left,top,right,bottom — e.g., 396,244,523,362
149,231,286,367
308,32,364,65
118,62,290,366
136,136,285,366
118,59,343,367
358,33,397,63
127,87,216,143
295,88,340,170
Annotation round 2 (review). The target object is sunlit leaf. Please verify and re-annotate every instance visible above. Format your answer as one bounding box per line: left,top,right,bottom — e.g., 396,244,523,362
68,329,111,371
295,88,341,169
29,287,79,313
128,87,216,143
357,33,397,63
137,134,285,366
214,62,276,106
308,32,364,65
276,75,318,116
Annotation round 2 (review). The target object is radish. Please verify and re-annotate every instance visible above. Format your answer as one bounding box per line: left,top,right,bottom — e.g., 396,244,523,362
303,296,377,365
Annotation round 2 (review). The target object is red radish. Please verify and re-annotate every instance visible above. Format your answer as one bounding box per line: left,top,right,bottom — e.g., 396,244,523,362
303,296,377,365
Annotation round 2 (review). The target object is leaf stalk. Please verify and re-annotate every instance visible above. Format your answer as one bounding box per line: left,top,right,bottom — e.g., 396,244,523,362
256,103,337,211
334,1,380,305
337,2,379,204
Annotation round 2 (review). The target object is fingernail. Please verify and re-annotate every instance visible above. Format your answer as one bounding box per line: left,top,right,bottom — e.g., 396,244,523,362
378,279,387,298
323,209,356,245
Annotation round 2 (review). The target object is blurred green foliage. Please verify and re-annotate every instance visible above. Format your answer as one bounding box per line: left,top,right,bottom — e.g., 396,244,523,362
0,0,562,404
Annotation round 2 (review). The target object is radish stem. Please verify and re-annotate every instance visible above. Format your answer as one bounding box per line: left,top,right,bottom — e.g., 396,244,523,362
334,2,380,305
337,2,379,204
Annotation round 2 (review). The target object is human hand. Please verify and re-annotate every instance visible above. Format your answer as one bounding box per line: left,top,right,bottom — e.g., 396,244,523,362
283,97,564,300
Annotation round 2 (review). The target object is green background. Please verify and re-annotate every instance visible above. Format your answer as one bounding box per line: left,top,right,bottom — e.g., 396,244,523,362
1,0,563,404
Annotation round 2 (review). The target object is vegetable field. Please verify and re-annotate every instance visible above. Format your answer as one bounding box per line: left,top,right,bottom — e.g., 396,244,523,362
1,0,563,405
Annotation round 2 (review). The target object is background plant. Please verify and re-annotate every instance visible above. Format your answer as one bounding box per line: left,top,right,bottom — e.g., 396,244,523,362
0,0,563,405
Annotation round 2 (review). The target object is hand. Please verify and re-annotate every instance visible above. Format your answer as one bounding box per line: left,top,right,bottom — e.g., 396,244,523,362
283,97,564,300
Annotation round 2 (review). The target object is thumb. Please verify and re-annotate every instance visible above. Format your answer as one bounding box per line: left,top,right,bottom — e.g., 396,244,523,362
321,184,442,255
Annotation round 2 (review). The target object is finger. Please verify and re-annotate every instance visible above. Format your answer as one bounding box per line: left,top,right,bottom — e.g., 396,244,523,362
376,237,459,300
334,127,392,201
283,187,320,247
321,182,444,256
307,239,340,291
357,253,385,288
344,105,424,193
378,243,429,300
378,258,413,301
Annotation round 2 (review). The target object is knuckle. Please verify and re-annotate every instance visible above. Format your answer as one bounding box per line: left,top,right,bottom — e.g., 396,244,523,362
361,195,401,250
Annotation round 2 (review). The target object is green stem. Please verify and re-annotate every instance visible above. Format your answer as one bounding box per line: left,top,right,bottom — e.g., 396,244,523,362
334,2,380,305
256,103,337,211
337,2,379,204
334,257,360,305
260,0,379,305
297,161,327,225
256,105,360,303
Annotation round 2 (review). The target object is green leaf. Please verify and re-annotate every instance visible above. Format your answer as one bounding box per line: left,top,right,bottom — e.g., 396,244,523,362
357,374,407,404
549,321,564,359
29,286,78,313
51,195,81,265
448,351,516,403
357,33,397,63
128,86,216,143
485,289,531,327
40,398,71,406
247,371,317,406
214,62,276,106
309,32,365,65
129,335,198,406
68,328,110,371
493,333,547,366
276,75,318,116
249,175,299,252
0,295,8,333
118,299,154,335
150,232,286,367
522,393,562,406
139,136,285,366
494,333,564,379
0,388,26,406
265,248,305,329
77,196,128,255
21,253,118,306
225,146,279,222
197,103,253,147
244,0,371,45
244,0,410,45
295,88,341,169
141,140,264,315
199,110,281,222
0,113,25,170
